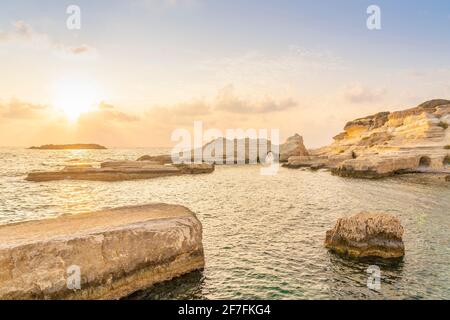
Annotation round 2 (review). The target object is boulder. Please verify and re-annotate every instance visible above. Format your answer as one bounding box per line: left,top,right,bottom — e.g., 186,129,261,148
325,212,405,259
0,204,205,299
279,134,309,162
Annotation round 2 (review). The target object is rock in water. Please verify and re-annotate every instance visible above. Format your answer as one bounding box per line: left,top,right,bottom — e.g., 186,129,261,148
0,204,205,299
29,144,107,150
279,134,309,162
325,212,405,259
136,154,173,164
26,161,214,182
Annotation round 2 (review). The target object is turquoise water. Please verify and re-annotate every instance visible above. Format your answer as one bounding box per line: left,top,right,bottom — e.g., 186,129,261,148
1,148,450,299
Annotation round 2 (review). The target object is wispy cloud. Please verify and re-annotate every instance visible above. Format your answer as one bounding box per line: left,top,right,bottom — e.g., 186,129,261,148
341,84,386,104
215,85,297,114
199,46,345,85
0,99,48,119
0,21,97,58
135,0,201,10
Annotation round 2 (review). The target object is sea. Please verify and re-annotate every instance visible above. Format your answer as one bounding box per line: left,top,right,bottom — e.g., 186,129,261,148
1,147,449,299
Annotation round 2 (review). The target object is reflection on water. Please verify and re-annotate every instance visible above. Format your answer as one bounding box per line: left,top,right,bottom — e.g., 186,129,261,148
126,271,206,300
1,148,450,299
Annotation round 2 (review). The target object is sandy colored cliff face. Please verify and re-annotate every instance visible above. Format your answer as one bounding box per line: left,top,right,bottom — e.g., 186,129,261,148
0,204,205,300
289,99,450,178
329,99,450,154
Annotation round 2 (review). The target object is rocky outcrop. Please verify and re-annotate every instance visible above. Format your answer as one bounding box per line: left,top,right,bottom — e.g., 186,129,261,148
283,155,328,169
29,144,107,150
325,213,405,259
0,204,205,300
137,134,309,165
136,155,173,164
332,149,450,179
286,99,450,178
279,134,309,162
26,161,214,182
283,152,355,170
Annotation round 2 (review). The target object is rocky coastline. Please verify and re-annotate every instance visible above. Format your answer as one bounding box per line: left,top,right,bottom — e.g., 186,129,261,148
285,99,450,180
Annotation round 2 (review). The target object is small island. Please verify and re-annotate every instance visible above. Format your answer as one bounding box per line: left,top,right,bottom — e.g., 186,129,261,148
28,144,107,150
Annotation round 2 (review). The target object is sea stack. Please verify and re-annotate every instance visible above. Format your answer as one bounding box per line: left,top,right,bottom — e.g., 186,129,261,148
325,212,405,259
279,134,309,162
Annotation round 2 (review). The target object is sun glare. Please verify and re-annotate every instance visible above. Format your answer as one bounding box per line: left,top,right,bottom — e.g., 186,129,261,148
52,79,101,122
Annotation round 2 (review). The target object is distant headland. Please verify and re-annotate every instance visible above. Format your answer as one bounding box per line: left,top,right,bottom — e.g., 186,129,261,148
28,144,107,150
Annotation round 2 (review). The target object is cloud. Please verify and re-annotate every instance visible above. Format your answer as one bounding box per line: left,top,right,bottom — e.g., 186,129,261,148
215,85,298,114
0,21,97,58
198,46,346,92
0,99,48,119
146,99,211,126
80,102,140,123
144,85,298,129
341,84,386,103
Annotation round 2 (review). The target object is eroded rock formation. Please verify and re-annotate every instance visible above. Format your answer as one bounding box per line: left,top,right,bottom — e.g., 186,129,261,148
325,212,405,259
0,204,205,300
286,99,450,178
136,134,309,165
279,134,309,162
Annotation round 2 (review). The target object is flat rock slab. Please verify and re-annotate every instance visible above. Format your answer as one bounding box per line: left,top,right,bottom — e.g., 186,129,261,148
26,162,214,182
0,204,205,300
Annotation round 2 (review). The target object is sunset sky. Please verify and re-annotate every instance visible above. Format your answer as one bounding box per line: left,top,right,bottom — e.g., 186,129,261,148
1,0,450,147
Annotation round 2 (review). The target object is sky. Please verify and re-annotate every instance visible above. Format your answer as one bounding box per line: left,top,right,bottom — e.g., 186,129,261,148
1,0,450,147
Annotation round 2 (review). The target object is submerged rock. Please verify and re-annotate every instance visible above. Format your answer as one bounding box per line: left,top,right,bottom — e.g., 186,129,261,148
325,212,405,259
0,204,205,300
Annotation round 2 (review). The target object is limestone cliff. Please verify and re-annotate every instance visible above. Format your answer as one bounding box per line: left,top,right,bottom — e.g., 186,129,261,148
287,99,450,178
325,99,450,155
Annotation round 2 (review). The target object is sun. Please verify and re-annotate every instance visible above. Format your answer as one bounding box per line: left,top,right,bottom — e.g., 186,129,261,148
52,78,101,122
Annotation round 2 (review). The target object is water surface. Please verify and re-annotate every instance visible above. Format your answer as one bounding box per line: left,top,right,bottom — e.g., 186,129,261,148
1,148,449,299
